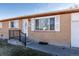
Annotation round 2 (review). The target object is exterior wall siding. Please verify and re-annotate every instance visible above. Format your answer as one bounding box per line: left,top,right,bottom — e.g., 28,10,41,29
28,14,71,47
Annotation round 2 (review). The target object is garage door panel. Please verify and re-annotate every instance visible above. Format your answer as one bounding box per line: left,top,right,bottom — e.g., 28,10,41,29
71,21,79,47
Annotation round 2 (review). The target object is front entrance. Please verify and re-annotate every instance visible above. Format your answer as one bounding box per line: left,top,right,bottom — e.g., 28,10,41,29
22,19,28,36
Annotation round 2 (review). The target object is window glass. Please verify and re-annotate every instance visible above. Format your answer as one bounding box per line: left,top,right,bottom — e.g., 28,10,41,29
35,19,39,30
50,18,55,30
11,21,14,28
39,18,49,30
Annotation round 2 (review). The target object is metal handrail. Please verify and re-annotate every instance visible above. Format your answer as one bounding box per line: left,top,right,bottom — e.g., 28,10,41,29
20,31,26,46
9,30,26,46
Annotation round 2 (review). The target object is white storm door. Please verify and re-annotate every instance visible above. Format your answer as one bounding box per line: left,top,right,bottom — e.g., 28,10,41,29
22,19,28,36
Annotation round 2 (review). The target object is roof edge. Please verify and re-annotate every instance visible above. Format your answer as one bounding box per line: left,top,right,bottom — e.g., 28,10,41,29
0,8,79,22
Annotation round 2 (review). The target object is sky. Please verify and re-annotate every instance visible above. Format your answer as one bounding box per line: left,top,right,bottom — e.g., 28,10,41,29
0,3,76,20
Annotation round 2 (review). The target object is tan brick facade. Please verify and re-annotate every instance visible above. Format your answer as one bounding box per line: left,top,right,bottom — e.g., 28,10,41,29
28,14,71,47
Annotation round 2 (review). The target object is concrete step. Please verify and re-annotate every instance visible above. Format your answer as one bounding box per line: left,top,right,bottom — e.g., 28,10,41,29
8,39,24,46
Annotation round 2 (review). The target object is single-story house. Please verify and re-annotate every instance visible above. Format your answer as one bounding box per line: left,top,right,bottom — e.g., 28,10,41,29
0,8,79,48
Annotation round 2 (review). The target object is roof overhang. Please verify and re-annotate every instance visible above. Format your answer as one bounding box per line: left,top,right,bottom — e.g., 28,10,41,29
0,8,79,22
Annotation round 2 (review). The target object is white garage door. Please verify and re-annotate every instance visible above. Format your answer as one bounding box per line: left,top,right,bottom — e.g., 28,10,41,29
71,13,79,47
71,21,79,47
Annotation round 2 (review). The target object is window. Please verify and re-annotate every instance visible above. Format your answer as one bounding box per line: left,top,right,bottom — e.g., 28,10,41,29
50,18,55,30
35,19,39,30
35,17,55,30
11,21,14,28
31,15,60,31
9,20,19,28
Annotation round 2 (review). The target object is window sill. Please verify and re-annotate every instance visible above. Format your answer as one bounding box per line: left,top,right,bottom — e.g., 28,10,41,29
8,27,17,29
9,28,19,30
33,30,56,32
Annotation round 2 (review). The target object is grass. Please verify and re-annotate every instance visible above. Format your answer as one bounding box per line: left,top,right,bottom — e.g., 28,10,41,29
0,40,51,56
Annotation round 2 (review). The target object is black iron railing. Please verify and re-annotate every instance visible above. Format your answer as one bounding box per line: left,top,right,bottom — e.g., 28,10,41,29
9,30,26,46
9,30,20,40
20,31,26,46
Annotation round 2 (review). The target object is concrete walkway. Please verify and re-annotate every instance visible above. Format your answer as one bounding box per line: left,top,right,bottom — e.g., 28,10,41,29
27,41,79,56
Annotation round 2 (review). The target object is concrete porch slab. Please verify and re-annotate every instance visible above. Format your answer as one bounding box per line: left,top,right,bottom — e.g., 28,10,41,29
8,39,24,46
